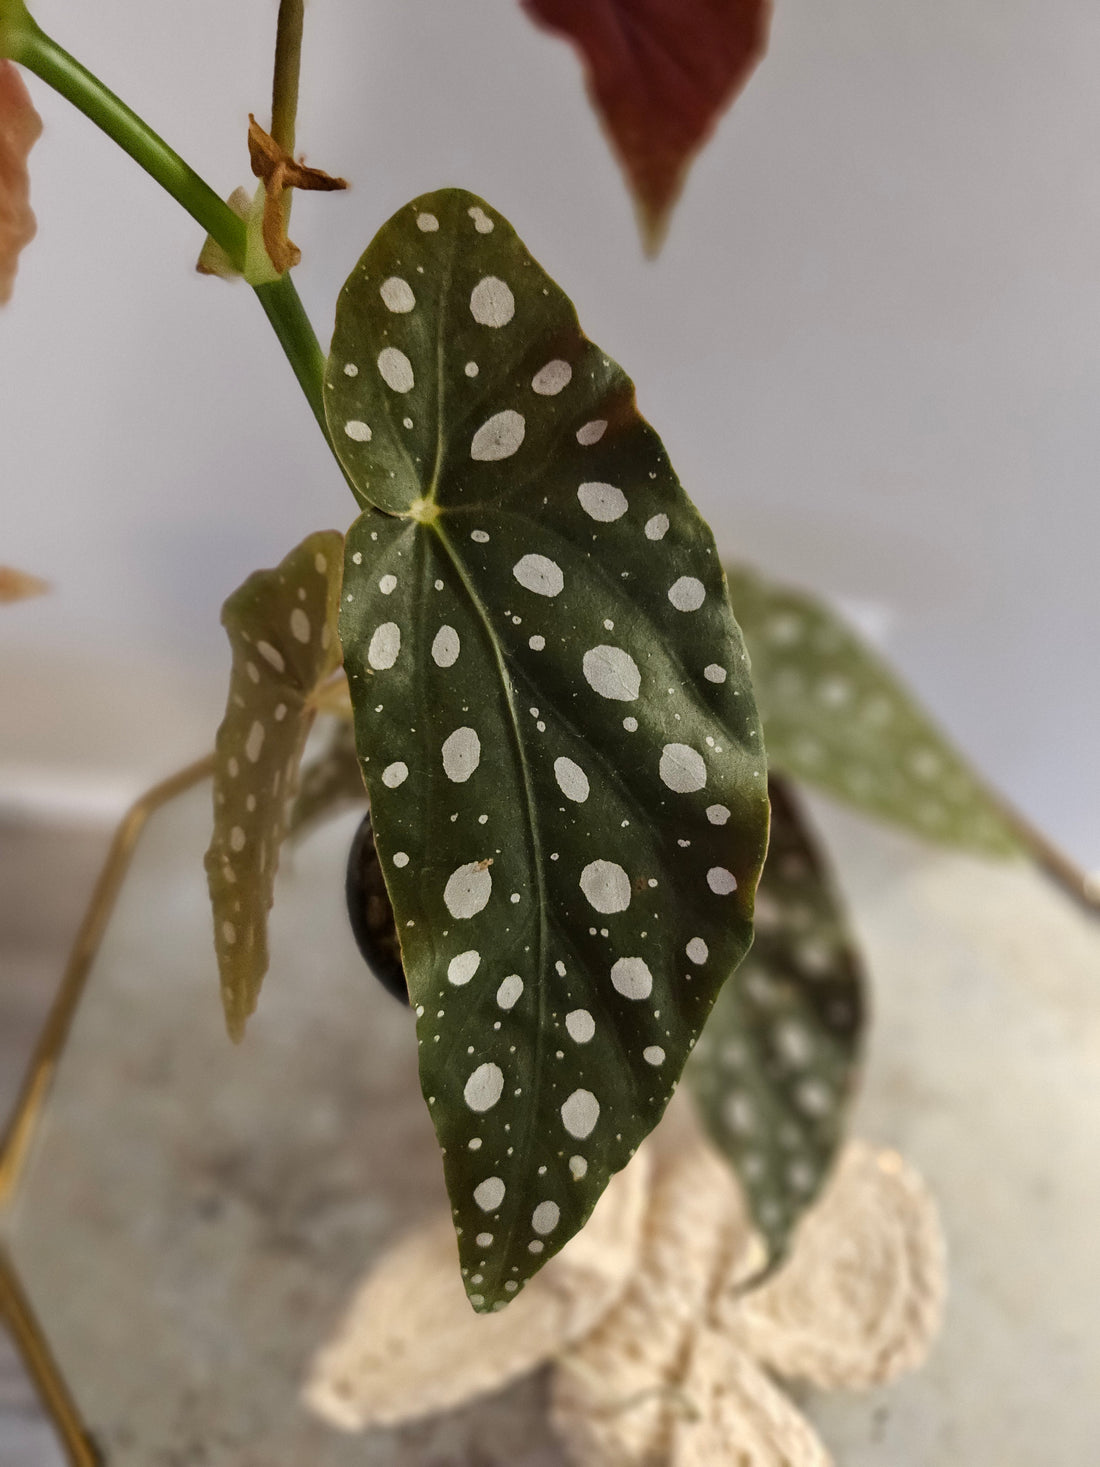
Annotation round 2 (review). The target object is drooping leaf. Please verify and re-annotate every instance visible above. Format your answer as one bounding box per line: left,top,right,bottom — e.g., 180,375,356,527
0,60,42,304
289,713,365,840
0,564,47,602
725,561,1019,855
345,810,408,1004
326,189,770,1311
687,775,866,1267
522,0,771,252
205,530,344,1041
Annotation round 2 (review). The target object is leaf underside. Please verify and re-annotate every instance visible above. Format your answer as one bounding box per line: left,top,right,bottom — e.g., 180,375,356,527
205,531,344,1041
725,562,1018,856
0,60,42,306
326,188,770,1311
687,774,866,1267
522,0,771,251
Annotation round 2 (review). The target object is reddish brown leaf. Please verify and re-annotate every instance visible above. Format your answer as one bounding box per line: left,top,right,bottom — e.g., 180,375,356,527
0,61,42,305
0,565,48,603
523,0,770,252
247,115,346,274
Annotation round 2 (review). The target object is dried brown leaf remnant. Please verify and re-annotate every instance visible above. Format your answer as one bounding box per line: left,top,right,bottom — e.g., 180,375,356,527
247,115,346,273
522,0,770,252
0,565,48,603
0,61,42,304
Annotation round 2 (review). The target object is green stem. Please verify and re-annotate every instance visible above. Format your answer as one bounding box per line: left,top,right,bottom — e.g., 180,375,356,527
254,274,328,437
10,17,246,269
270,0,304,157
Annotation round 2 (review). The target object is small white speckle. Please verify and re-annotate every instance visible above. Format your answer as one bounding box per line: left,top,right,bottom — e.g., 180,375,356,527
706,804,731,826
245,721,265,763
256,640,284,673
290,608,311,644
352,551,363,565
476,1232,494,1248
707,867,738,895
432,625,461,668
569,1155,588,1179
464,1063,504,1112
379,276,416,313
705,664,727,684
222,920,237,945
465,361,479,377
393,851,410,868
643,1046,666,1066
444,862,493,919
623,717,638,732
580,860,631,914
611,956,653,1000
513,554,564,598
497,974,524,1010
576,420,607,446
668,576,706,612
442,726,481,783
474,1176,505,1210
229,826,246,853
578,481,628,522
565,1009,595,1043
660,743,707,793
529,635,546,651
368,622,401,670
379,574,397,595
344,419,371,442
687,938,709,964
468,205,494,233
382,761,408,788
417,211,439,232
472,410,525,461
532,1201,560,1234
645,514,669,541
343,363,359,377
554,756,590,803
448,950,481,986
583,645,640,701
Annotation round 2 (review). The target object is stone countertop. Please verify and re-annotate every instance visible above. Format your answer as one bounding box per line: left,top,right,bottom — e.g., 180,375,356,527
1,788,1098,1465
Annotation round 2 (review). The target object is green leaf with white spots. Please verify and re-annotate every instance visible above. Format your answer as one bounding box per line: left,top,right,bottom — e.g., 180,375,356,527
289,714,366,841
205,531,344,1041
326,189,771,1313
687,775,866,1267
725,562,1018,855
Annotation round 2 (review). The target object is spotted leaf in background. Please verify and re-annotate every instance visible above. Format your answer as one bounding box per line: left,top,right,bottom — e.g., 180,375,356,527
726,562,1018,855
205,531,344,1041
0,61,41,305
522,0,771,252
290,714,365,841
326,189,770,1311
687,774,866,1267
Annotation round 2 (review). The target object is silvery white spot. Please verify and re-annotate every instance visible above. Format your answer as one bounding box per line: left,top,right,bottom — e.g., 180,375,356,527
565,1009,595,1043
432,625,460,668
796,1079,833,1117
468,205,494,232
245,721,265,763
669,576,706,612
471,409,525,461
553,757,589,803
471,529,490,543
529,634,545,651
529,1240,545,1254
222,921,237,945
464,1063,503,1112
687,937,709,964
290,608,311,643
476,1232,494,1248
367,622,401,669
704,664,727,683
442,726,481,783
580,860,631,914
470,276,515,327
474,1176,505,1211
379,276,416,313
569,1155,588,1179
576,420,607,446
645,514,669,541
706,804,731,826
465,361,479,377
448,950,481,986
379,574,397,595
611,956,653,1000
393,852,409,868
561,1089,600,1138
343,363,358,377
578,481,628,522
496,975,524,1012
230,826,246,852
257,640,284,672
660,743,707,793
344,419,372,442
382,761,408,788
416,211,439,231
444,862,492,918
532,1201,560,1234
513,554,564,597
583,645,640,701
532,359,572,395
643,1046,666,1066
623,717,638,733
707,867,738,895
377,347,415,393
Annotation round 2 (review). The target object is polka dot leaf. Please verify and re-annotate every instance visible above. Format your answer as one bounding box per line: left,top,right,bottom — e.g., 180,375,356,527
205,531,344,1042
289,714,365,842
687,775,867,1268
725,562,1019,855
326,190,770,1312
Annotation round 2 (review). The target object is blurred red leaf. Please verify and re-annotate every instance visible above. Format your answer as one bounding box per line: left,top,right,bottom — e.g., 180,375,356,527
0,59,42,305
0,566,49,603
523,0,770,252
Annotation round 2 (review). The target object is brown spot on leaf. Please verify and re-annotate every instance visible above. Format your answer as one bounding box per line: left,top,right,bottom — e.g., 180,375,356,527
523,0,770,252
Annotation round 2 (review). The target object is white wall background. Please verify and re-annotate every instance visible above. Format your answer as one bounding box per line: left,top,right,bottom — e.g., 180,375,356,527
2,0,1098,868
